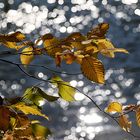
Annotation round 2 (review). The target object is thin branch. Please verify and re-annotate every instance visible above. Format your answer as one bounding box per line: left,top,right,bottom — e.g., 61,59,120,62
0,58,81,76
0,59,140,139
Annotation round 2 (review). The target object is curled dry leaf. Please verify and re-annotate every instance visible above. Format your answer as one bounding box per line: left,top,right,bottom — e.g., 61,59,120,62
118,115,131,132
81,56,105,84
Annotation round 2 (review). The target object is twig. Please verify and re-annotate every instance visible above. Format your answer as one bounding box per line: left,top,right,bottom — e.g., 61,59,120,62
0,59,140,139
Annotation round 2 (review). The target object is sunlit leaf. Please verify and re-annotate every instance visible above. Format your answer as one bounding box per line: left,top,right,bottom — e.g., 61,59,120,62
51,76,76,101
106,102,122,113
31,123,51,138
42,33,62,57
0,106,11,131
2,41,24,50
11,102,49,120
20,46,34,65
136,106,140,127
94,39,129,58
23,87,59,105
118,115,131,132
81,56,105,84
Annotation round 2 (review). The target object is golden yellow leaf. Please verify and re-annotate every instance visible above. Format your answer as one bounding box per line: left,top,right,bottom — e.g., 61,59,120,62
11,102,49,120
136,106,140,127
106,102,122,113
81,56,105,84
42,33,62,57
20,47,34,65
2,41,24,50
118,115,131,132
95,39,129,58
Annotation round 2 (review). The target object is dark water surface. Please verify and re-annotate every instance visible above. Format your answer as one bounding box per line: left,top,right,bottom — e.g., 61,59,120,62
0,0,140,139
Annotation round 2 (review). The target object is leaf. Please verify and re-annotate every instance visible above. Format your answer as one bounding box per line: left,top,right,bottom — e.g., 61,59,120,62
20,46,34,65
95,39,129,58
63,52,76,64
123,104,136,112
11,102,49,120
81,56,105,84
118,115,131,132
0,106,11,131
55,53,62,67
106,102,122,113
42,33,62,57
0,31,25,42
66,32,85,42
87,23,109,39
51,76,76,101
2,41,24,50
0,96,3,105
31,123,51,138
136,106,140,127
23,87,59,105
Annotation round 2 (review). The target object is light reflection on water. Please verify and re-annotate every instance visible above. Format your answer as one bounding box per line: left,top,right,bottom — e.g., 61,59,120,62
0,0,140,139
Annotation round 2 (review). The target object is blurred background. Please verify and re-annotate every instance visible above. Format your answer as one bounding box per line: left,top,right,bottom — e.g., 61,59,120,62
0,0,140,140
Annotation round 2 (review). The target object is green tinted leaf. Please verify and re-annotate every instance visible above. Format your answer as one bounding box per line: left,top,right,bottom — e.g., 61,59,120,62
23,87,44,106
31,123,51,138
51,76,76,101
23,87,59,104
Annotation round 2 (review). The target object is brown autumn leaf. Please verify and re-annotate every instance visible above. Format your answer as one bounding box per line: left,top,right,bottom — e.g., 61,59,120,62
118,115,131,132
87,23,109,39
0,106,11,131
66,32,85,42
55,53,62,67
136,106,140,127
63,52,76,64
81,56,105,84
123,104,136,112
0,31,25,43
